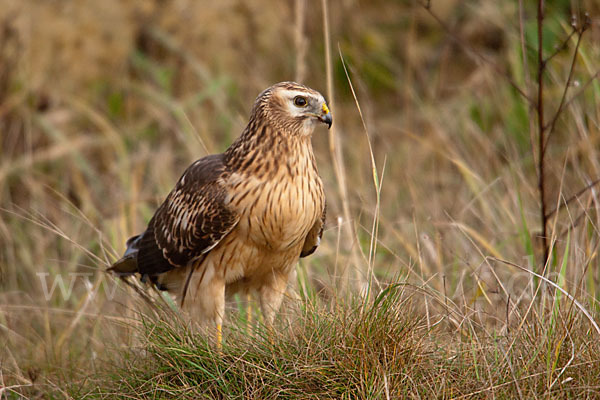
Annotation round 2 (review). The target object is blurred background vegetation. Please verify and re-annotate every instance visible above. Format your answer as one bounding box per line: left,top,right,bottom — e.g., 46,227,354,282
2,0,600,398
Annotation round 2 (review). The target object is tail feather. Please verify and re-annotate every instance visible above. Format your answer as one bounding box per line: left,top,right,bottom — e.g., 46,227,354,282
108,234,142,275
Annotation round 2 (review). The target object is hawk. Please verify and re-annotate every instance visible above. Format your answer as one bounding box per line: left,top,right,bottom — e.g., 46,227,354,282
109,82,331,344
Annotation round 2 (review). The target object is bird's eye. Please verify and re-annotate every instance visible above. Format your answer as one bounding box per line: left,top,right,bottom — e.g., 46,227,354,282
293,96,307,107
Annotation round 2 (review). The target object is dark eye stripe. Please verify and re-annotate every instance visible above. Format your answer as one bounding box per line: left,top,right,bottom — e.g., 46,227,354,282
293,96,307,107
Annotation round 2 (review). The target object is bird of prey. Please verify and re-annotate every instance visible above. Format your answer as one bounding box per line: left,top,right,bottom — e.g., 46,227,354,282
109,82,331,345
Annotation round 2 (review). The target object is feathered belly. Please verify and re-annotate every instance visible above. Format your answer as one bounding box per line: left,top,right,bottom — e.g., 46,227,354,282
205,233,301,291
238,175,323,251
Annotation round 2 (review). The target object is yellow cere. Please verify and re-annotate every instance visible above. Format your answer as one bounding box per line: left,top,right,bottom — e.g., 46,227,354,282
322,103,330,114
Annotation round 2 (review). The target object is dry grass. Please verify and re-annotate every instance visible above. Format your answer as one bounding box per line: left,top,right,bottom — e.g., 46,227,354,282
2,0,600,398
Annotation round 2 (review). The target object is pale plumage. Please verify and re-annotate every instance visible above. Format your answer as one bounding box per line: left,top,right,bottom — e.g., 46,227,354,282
109,82,330,335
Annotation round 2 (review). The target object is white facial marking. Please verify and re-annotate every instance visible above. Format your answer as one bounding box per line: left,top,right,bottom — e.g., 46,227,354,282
282,89,325,119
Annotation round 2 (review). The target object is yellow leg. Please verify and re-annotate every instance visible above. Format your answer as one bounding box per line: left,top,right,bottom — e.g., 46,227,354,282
216,323,223,352
267,323,275,345
246,293,253,331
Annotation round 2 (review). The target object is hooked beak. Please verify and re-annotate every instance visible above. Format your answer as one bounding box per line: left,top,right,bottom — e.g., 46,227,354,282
318,103,332,129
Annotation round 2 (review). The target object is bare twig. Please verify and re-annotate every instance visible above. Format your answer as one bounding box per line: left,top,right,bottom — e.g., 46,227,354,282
543,28,577,66
536,12,591,268
542,26,588,156
561,69,600,109
545,176,600,219
558,210,587,239
536,0,549,269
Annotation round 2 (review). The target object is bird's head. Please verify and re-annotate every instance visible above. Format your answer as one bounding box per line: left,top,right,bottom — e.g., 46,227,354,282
253,82,332,136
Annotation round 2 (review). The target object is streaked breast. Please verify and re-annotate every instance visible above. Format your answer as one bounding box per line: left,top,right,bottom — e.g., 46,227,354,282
227,145,324,251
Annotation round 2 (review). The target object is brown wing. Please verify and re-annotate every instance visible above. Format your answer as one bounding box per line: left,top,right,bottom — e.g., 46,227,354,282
300,204,326,258
135,154,239,278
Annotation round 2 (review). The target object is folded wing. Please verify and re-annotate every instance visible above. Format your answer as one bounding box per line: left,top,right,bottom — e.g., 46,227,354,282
109,154,239,281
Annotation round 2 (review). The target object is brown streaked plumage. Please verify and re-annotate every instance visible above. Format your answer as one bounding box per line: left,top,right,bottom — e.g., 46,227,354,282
109,82,330,339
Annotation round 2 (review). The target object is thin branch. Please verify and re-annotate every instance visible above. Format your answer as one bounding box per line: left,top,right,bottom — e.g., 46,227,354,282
518,28,576,68
542,27,587,156
558,210,587,239
545,177,600,219
561,70,600,109
536,0,549,268
543,28,577,65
